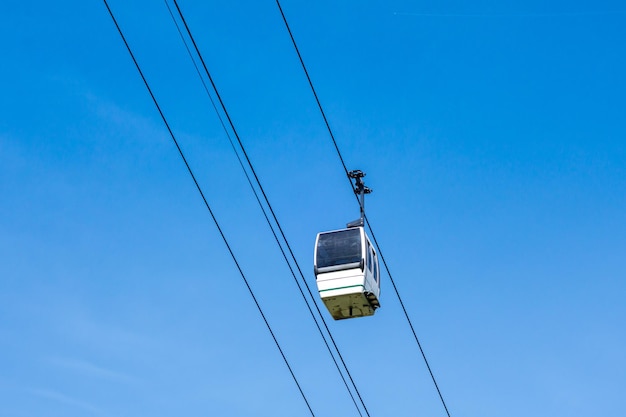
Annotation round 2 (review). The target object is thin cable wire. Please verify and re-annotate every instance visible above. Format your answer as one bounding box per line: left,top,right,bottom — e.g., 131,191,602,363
365,216,452,417
164,2,366,415
274,2,453,417
167,2,373,416
273,1,350,179
102,2,316,416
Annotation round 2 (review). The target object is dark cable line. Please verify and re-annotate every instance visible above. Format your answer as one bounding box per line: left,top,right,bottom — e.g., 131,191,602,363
274,2,453,417
162,2,234,165
365,216,452,417
273,0,350,179
164,2,366,415
167,2,373,416
102,2,316,416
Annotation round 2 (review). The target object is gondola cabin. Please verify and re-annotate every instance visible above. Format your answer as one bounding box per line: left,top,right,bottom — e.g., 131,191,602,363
314,226,380,320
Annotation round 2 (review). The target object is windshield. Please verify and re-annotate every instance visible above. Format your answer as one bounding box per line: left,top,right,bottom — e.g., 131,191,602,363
316,228,362,269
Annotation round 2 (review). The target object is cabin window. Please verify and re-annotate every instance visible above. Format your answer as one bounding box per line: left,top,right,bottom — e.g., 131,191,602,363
373,254,379,282
316,229,362,269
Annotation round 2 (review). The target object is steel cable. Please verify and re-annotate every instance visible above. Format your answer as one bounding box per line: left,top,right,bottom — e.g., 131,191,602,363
102,2,317,415
166,1,376,415
274,2,453,416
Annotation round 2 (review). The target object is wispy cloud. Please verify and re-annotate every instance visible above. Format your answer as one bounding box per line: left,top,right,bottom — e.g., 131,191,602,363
52,304,158,355
394,10,626,18
47,356,141,385
85,92,170,145
29,388,108,416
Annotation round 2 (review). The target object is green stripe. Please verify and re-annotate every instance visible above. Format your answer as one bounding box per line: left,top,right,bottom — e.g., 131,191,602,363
319,284,365,293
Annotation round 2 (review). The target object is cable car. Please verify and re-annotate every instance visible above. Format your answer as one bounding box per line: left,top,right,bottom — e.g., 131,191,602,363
314,225,381,320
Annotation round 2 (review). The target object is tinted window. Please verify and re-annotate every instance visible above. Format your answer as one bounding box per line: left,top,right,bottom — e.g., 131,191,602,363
316,229,362,269
373,254,379,282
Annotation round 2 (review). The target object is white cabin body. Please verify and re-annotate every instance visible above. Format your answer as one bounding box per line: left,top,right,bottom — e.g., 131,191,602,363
314,226,380,320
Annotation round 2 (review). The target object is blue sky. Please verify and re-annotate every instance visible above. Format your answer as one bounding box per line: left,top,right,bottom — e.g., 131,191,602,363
1,1,625,416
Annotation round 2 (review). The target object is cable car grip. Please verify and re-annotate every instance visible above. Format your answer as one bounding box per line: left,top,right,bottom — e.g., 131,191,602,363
347,169,371,228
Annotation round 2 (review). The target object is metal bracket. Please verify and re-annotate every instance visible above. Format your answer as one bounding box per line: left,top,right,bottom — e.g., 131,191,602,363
347,170,372,228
